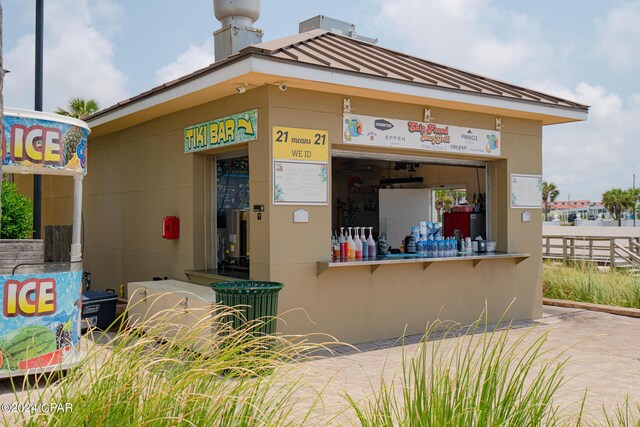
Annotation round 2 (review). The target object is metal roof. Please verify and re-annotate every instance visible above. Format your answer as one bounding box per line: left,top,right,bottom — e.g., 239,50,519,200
88,30,588,123
250,30,587,111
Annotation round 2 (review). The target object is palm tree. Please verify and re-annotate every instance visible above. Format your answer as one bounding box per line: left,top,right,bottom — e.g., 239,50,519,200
602,188,632,226
627,188,640,222
434,190,454,223
541,182,559,222
56,97,100,119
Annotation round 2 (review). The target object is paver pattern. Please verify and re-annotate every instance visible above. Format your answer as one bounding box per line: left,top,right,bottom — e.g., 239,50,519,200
1,306,639,424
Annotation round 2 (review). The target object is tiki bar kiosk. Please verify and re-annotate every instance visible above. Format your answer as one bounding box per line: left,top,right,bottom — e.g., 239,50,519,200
35,1,588,345
1,108,90,377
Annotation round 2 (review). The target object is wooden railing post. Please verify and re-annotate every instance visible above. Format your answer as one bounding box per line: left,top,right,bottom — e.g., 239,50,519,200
589,239,594,259
545,236,550,256
570,237,575,258
610,238,616,267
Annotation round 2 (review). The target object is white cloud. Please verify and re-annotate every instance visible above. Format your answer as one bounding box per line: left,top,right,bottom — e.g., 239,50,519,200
3,0,127,112
540,82,640,200
155,39,214,85
369,0,552,82
370,0,640,201
595,1,640,72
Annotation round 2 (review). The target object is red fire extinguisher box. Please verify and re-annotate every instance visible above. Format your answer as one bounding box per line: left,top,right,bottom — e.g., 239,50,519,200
162,216,180,239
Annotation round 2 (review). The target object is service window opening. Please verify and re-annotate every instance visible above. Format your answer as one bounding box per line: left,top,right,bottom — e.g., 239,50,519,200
215,156,250,274
332,155,488,253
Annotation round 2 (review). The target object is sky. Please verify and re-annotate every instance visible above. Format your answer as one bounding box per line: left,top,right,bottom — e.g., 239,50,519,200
3,0,640,201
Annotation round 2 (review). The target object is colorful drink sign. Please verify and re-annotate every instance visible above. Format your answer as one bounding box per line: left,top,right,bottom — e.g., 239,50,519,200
272,126,329,205
343,114,501,157
0,271,82,374
2,108,91,175
184,109,258,153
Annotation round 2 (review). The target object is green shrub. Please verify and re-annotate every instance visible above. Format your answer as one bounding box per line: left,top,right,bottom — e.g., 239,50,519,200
1,181,34,239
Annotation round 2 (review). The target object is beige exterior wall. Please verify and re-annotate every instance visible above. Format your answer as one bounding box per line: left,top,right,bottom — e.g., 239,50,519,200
28,87,270,290
24,84,543,344
266,88,543,343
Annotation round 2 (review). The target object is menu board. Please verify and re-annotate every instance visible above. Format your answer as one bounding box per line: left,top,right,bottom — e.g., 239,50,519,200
273,161,328,204
217,159,249,210
510,174,542,209
272,126,329,205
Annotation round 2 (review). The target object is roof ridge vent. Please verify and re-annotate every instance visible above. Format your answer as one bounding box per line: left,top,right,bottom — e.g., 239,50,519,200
299,15,377,44
213,0,263,61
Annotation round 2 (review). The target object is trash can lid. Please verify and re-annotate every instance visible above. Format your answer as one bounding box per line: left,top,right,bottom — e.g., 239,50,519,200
210,281,284,292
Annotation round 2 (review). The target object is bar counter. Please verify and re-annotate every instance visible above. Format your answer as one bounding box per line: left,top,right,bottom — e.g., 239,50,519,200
317,252,530,275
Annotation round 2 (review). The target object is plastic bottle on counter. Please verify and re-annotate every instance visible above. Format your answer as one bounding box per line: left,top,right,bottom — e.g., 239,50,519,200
332,232,340,260
355,227,363,259
347,227,356,259
339,227,347,260
416,235,424,256
367,227,377,259
437,238,444,258
360,227,369,259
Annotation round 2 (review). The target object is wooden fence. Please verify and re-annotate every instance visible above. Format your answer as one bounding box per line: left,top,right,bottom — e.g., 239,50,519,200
542,234,640,270
0,239,44,274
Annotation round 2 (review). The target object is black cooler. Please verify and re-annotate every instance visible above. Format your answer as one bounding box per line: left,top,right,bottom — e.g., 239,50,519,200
81,290,118,332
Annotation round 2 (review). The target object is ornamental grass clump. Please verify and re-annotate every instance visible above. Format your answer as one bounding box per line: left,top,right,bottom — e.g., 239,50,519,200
347,318,570,427
543,261,640,308
5,297,335,427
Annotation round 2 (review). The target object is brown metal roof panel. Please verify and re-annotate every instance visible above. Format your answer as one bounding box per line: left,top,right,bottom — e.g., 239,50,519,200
287,45,337,67
350,47,450,86
305,38,400,78
327,32,587,109
317,37,416,81
328,37,461,88
298,42,367,73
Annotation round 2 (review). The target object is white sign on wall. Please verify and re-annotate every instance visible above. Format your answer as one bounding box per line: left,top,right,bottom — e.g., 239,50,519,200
510,174,542,209
273,160,328,205
343,114,501,157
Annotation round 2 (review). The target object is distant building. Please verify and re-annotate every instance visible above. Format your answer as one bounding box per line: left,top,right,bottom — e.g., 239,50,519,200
544,200,607,220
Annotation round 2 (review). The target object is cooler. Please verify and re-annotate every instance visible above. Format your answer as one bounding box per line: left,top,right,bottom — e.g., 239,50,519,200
81,290,118,332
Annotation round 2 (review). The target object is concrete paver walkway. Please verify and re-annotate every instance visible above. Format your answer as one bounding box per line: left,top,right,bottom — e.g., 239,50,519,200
1,306,639,424
288,306,640,424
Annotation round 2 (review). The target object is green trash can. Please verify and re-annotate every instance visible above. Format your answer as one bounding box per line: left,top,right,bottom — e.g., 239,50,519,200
210,281,284,335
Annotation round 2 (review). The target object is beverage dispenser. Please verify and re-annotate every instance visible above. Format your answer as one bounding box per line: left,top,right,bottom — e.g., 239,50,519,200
224,209,250,267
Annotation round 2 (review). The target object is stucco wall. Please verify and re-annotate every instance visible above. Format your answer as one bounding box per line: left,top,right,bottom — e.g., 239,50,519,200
265,88,543,343
29,87,269,289
23,84,543,344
